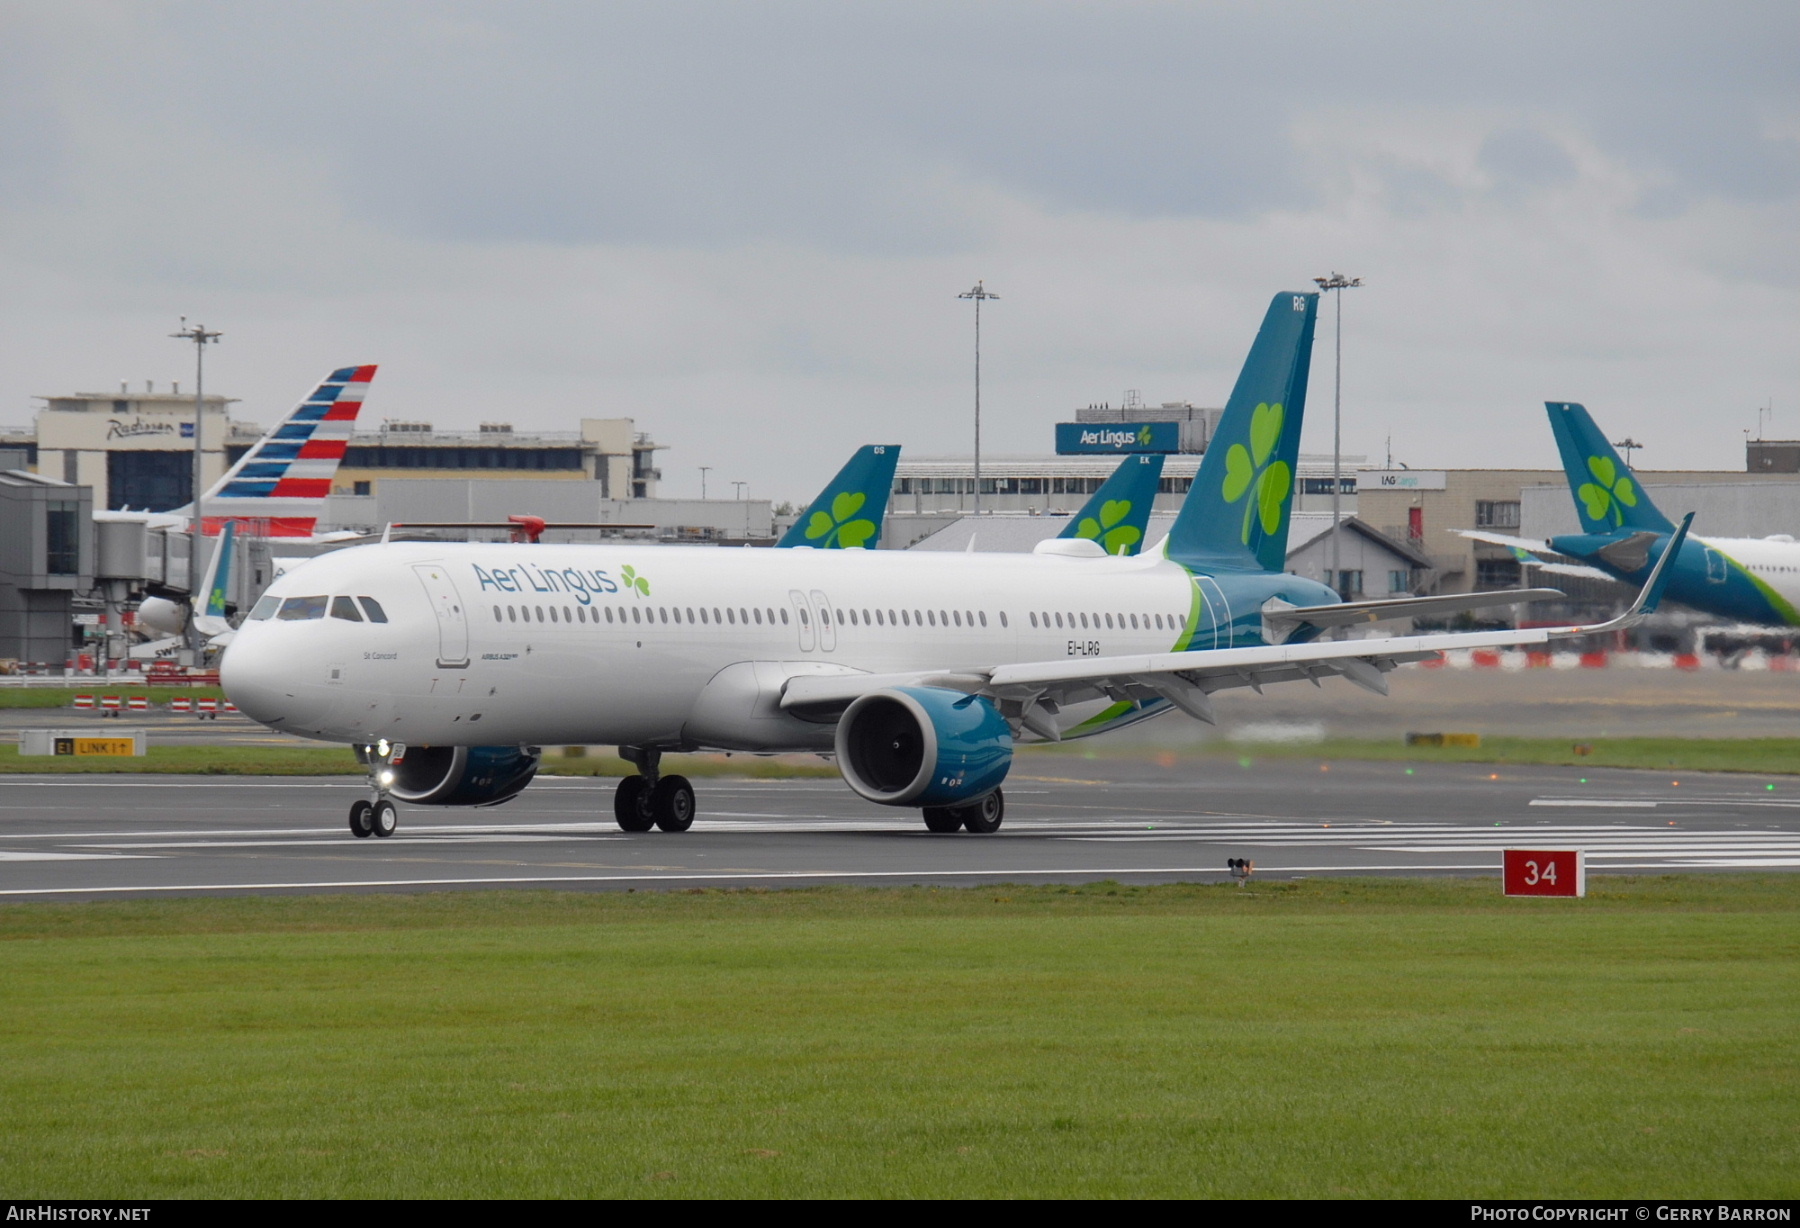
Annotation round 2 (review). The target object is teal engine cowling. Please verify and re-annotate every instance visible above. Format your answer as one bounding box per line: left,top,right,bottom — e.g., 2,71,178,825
372,745,541,807
835,687,1012,807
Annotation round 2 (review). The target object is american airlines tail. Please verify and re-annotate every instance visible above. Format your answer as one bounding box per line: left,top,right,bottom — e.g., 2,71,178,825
189,365,378,537
1164,291,1318,571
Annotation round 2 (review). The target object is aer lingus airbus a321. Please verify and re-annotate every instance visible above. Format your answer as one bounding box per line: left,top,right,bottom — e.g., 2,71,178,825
221,293,1687,839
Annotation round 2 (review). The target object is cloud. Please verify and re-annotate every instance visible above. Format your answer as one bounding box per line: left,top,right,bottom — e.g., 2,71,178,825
0,1,1794,499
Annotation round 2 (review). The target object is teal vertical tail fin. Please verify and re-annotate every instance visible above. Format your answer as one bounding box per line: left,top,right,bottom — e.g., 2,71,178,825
1058,454,1165,555
1545,403,1673,534
777,445,901,549
1165,291,1319,571
201,519,235,619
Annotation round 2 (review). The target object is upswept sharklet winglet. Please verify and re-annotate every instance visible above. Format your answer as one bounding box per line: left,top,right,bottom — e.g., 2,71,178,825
778,445,902,549
1165,292,1319,573
1057,453,1166,556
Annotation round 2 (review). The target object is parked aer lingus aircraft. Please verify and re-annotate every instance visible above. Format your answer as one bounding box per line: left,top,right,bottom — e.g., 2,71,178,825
221,294,1686,840
1463,402,1800,627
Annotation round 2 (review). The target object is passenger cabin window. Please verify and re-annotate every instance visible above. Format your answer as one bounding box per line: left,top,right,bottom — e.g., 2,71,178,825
249,595,281,621
358,597,389,623
330,596,363,622
277,596,328,621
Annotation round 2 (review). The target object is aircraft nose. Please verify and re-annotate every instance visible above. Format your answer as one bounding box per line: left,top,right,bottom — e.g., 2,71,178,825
220,632,330,728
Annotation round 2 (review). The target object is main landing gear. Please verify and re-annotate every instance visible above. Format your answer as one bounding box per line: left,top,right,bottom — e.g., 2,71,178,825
350,741,404,839
614,745,695,833
922,788,1005,834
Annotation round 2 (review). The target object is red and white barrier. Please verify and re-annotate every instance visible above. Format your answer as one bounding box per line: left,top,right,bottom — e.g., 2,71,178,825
72,694,94,710
126,696,148,712
168,697,192,713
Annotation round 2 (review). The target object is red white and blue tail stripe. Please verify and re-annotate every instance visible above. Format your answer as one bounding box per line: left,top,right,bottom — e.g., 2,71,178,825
200,365,376,537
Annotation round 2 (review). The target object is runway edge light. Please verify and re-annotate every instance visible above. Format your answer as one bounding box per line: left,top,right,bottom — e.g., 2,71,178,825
1502,849,1586,898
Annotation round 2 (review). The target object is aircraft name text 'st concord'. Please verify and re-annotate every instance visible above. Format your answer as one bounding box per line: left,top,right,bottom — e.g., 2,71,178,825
221,295,1686,839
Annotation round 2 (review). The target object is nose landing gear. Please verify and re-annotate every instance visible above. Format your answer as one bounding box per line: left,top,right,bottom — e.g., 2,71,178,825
614,745,696,832
350,741,406,839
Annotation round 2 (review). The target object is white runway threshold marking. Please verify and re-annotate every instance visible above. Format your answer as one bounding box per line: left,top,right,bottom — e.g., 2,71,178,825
1529,799,1659,808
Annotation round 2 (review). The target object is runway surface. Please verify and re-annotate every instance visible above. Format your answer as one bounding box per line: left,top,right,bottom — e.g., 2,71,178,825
3,757,1799,899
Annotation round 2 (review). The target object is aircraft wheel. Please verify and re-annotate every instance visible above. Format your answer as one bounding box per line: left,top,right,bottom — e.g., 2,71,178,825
922,807,962,833
349,799,374,839
371,799,399,838
651,775,696,833
956,789,1004,834
614,777,656,832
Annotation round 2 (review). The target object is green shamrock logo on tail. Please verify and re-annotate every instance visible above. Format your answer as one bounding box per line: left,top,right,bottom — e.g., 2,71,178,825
804,491,877,548
1075,499,1141,554
1221,402,1291,545
620,565,650,596
1577,456,1638,527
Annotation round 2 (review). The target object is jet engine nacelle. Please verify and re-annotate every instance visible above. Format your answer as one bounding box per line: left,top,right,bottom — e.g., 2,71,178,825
367,745,541,807
835,686,1012,808
136,596,187,637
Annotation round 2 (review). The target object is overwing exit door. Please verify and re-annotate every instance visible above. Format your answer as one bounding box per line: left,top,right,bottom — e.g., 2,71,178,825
413,564,470,668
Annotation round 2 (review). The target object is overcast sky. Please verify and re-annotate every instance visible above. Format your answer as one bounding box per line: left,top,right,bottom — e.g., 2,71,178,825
2,1,1795,499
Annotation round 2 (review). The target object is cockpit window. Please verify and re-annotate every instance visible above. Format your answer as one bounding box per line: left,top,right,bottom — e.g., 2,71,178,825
276,595,328,621
358,597,389,623
248,595,281,621
330,596,363,622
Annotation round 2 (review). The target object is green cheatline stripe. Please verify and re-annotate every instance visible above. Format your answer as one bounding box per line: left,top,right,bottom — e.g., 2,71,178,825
1725,554,1800,626
1170,567,1202,652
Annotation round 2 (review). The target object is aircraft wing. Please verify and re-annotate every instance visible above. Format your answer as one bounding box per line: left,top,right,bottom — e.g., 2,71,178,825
1526,561,1615,581
783,515,1691,737
1260,588,1564,639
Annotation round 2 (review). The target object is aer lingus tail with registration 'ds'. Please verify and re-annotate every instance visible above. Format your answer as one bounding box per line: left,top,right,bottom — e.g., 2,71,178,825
777,445,901,549
221,293,1660,841
1461,402,1800,626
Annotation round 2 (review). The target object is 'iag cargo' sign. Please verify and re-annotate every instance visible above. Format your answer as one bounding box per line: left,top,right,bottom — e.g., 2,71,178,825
1055,422,1179,454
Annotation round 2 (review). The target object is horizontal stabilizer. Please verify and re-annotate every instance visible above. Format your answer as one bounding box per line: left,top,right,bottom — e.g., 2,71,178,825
1528,560,1615,581
1457,529,1552,553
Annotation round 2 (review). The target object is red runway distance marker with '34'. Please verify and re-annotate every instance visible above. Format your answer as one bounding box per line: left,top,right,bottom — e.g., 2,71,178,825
1503,849,1586,897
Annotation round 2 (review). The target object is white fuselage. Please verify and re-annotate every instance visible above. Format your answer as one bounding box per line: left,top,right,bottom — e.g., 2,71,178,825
221,541,1325,750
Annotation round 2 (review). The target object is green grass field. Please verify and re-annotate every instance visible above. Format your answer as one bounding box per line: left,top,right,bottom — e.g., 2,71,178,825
0,686,225,709
5,736,1799,778
1,878,1794,1198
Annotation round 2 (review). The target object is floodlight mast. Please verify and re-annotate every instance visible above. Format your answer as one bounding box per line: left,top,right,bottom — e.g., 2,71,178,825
170,317,221,637
1312,273,1361,600
958,280,998,517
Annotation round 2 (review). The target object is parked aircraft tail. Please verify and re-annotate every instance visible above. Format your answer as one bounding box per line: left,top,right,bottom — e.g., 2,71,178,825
196,518,236,627
1165,292,1318,572
1057,453,1165,555
191,365,378,537
1545,402,1673,536
777,444,901,549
